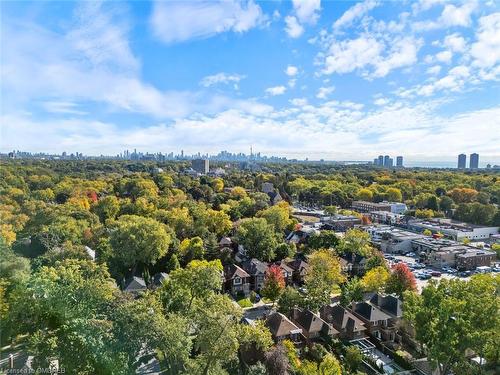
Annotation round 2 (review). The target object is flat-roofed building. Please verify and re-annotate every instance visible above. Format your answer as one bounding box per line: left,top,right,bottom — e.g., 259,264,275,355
192,159,209,174
352,201,407,214
407,218,499,241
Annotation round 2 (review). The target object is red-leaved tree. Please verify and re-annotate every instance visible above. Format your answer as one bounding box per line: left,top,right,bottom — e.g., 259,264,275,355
261,264,285,305
385,263,417,298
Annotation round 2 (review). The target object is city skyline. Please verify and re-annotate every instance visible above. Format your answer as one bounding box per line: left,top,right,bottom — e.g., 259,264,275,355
4,148,499,168
1,1,500,160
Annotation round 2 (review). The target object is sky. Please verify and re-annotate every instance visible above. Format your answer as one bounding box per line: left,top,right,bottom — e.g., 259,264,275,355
1,0,499,163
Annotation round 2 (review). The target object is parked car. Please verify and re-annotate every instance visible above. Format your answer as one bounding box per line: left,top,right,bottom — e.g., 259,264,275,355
431,271,442,277
407,252,416,257
458,271,472,277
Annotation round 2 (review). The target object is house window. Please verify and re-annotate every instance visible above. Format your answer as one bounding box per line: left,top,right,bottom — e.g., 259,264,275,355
234,277,242,285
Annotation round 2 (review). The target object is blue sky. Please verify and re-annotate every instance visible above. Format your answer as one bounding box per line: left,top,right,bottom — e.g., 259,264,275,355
1,0,499,162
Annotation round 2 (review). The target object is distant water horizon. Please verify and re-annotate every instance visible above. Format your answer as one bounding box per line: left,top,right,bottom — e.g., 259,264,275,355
399,161,499,168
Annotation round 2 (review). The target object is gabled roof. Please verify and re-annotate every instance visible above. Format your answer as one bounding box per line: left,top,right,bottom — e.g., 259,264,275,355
273,260,294,274
369,293,403,318
224,264,250,280
241,258,269,275
152,272,169,286
352,301,392,322
124,276,147,292
320,304,366,333
292,308,337,335
266,312,302,338
287,259,309,273
219,237,232,246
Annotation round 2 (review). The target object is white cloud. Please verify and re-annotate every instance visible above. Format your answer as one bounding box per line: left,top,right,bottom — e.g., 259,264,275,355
200,73,245,87
284,16,304,38
150,0,266,44
290,98,308,106
427,65,442,75
470,13,500,68
444,33,466,52
413,1,478,31
42,101,87,115
436,50,453,64
316,86,335,99
292,0,321,24
4,103,499,161
0,3,266,120
322,35,421,78
333,0,379,31
286,65,299,76
284,0,321,38
373,97,389,106
323,35,383,74
288,79,297,88
265,85,287,96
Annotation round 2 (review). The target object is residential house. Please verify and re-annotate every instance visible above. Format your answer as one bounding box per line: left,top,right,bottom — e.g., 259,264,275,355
341,253,368,275
351,301,395,342
286,259,309,284
265,312,303,343
273,260,294,285
150,272,169,289
123,276,147,296
241,258,268,291
223,264,251,296
319,304,366,340
291,308,339,341
219,237,233,248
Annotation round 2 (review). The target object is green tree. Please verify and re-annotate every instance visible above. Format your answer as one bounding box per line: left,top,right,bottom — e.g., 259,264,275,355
236,218,278,262
386,187,403,202
278,286,303,316
356,188,373,201
404,275,499,375
361,266,390,292
340,277,364,306
179,236,205,264
92,195,120,223
345,346,363,373
110,215,171,271
305,249,345,310
162,259,223,313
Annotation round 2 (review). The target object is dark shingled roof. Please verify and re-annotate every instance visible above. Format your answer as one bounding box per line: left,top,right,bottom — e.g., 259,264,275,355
320,304,366,333
287,259,309,273
292,308,338,336
352,301,391,322
124,276,147,292
369,293,403,318
241,258,269,276
151,272,169,287
266,312,302,338
224,264,250,280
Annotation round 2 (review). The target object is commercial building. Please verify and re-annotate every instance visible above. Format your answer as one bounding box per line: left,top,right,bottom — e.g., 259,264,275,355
410,237,496,270
352,201,407,214
457,154,466,169
191,159,209,174
378,155,384,166
369,211,406,225
362,225,424,254
396,156,403,167
384,155,390,167
470,153,479,169
407,218,499,241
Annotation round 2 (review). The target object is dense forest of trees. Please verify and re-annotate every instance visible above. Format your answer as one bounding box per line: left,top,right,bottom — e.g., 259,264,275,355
0,159,499,374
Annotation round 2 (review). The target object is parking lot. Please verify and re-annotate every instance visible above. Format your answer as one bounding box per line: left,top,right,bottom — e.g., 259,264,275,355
386,254,472,292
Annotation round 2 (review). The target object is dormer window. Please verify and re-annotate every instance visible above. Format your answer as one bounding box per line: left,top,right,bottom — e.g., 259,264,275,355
234,277,242,285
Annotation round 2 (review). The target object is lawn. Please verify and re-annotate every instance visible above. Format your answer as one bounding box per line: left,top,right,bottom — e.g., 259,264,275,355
237,298,253,308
